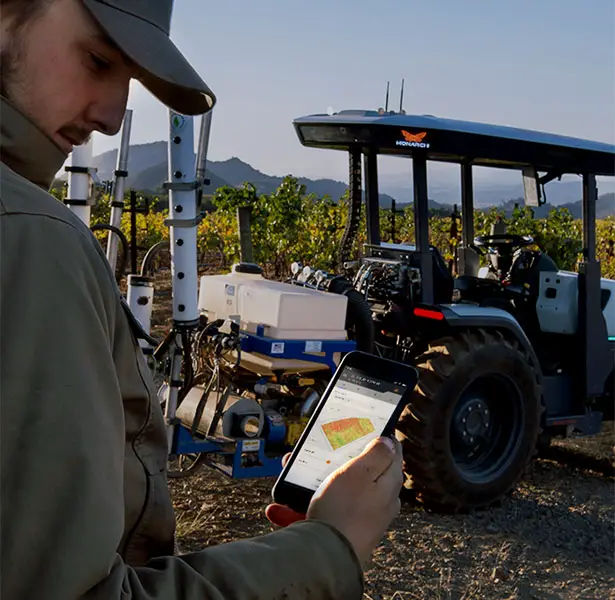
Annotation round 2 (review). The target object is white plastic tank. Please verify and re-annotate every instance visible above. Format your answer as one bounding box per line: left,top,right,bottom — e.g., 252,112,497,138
198,265,348,340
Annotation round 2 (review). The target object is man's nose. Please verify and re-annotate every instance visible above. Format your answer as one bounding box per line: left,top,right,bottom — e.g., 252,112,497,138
87,80,131,136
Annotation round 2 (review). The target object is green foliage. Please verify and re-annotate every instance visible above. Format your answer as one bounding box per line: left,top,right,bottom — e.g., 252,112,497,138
597,216,615,279
71,176,614,281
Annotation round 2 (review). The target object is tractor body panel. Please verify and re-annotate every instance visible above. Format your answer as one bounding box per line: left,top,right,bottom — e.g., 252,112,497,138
536,270,615,337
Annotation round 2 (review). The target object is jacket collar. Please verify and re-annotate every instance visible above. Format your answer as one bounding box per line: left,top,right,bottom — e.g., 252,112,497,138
0,95,68,189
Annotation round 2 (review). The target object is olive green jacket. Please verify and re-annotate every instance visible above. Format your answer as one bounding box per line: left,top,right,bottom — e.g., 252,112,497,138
0,95,364,599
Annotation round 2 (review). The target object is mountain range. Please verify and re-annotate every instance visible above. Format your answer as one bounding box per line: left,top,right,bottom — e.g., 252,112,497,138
55,141,615,217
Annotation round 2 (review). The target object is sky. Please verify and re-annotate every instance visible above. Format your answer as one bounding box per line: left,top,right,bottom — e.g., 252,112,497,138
88,0,615,185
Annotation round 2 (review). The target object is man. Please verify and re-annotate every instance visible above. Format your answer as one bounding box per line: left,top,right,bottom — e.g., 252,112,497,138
0,1,404,598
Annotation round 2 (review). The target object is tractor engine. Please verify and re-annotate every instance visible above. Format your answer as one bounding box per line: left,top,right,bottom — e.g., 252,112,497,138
350,256,421,309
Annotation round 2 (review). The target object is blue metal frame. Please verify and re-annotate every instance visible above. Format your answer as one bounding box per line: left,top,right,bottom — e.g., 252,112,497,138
172,330,356,478
172,427,284,478
219,438,283,479
172,425,221,454
241,327,357,371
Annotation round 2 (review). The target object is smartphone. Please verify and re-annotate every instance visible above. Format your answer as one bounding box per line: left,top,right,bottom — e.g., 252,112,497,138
271,351,418,514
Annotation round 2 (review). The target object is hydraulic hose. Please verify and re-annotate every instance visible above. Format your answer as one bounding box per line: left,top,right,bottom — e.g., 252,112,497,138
328,276,375,353
140,240,171,277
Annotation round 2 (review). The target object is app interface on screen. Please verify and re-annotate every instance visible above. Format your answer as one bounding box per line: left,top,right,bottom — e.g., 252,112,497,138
284,366,407,491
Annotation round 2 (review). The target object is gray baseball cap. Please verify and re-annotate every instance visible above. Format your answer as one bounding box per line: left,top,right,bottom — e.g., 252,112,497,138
81,0,216,115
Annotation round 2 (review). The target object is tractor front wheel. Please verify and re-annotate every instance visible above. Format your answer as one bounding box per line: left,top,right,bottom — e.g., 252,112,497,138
396,328,542,512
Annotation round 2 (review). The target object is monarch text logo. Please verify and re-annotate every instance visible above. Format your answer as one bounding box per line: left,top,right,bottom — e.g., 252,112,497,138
396,130,430,148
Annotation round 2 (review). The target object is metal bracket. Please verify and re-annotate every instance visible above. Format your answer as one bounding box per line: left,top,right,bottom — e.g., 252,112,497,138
163,214,203,228
538,171,564,186
64,197,97,207
163,181,200,192
546,410,603,436
65,165,100,185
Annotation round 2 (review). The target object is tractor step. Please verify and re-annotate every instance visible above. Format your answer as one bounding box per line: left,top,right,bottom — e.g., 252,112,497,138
546,411,603,436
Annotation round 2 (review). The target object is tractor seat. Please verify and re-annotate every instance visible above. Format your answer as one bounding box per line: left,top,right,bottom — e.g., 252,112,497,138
509,251,558,295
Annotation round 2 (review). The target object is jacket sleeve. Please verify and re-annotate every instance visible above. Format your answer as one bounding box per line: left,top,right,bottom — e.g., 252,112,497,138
0,212,364,600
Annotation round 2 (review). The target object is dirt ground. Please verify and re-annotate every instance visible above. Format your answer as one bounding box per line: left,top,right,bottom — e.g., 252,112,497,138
169,424,614,600
141,265,614,600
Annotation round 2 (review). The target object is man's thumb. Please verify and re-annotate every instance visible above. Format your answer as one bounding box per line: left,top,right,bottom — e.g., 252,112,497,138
352,436,396,479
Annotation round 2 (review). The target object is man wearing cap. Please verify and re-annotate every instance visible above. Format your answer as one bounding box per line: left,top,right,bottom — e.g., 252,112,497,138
0,1,404,598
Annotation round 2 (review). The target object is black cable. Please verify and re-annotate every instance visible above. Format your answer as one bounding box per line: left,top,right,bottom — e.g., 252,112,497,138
90,224,130,283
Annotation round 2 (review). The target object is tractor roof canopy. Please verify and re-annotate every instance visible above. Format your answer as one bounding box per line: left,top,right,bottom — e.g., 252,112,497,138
293,110,615,177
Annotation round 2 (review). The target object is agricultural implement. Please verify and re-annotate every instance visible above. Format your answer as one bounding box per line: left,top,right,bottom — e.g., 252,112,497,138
66,99,615,512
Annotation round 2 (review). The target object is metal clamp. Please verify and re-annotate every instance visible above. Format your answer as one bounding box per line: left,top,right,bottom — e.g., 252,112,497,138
163,181,200,192
164,215,204,228
64,198,96,206
65,165,100,185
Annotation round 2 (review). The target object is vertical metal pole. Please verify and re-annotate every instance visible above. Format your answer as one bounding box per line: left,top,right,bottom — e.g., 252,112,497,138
165,112,199,326
363,150,380,246
129,190,138,275
106,109,133,272
165,345,184,451
413,156,433,304
461,162,474,247
161,110,203,451
578,173,611,398
456,161,476,277
65,139,96,226
582,174,596,263
195,111,213,186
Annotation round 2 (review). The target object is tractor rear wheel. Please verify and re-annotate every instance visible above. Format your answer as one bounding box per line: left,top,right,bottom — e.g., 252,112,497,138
396,328,542,512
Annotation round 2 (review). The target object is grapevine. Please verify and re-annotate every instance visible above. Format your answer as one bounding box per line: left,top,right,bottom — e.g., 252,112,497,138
54,177,614,281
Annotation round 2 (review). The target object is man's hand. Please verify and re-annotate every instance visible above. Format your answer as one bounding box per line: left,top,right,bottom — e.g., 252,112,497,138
265,454,306,527
266,436,404,565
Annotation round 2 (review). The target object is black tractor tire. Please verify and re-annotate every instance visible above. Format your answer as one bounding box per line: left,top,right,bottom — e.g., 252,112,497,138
396,328,543,513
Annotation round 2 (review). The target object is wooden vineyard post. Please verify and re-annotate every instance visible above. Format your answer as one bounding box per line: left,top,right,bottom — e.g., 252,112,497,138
237,205,253,263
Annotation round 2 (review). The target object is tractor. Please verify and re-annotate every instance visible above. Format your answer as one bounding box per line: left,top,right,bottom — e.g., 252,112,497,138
151,106,614,514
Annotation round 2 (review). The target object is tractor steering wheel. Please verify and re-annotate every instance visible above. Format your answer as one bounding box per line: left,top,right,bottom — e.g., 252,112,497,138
471,233,535,281
472,234,534,255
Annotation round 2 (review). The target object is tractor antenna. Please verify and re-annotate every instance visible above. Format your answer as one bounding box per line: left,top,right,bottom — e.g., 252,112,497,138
399,78,405,113
384,81,390,112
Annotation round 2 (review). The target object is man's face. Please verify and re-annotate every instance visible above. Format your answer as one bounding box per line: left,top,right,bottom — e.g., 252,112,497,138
1,0,137,154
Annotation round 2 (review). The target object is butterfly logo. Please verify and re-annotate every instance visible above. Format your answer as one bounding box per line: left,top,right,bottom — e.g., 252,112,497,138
401,130,427,143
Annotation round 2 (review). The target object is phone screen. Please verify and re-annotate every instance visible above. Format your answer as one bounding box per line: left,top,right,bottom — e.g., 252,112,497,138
283,365,408,491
